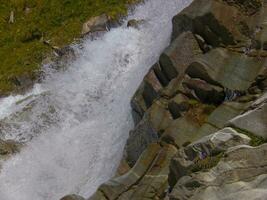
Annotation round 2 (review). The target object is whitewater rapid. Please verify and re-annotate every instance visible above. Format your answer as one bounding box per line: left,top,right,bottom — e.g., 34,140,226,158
0,0,192,199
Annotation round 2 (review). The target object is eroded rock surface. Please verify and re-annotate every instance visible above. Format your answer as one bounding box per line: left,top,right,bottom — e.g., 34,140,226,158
64,0,267,199
168,127,251,188
170,144,267,200
229,101,267,139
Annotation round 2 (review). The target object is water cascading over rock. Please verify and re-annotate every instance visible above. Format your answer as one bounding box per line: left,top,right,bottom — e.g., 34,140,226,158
87,0,267,199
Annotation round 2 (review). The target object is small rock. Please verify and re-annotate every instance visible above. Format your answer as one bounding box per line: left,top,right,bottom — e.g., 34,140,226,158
24,7,31,14
127,19,145,29
82,14,108,35
53,46,75,59
159,32,202,82
8,11,14,24
168,94,190,119
194,34,211,52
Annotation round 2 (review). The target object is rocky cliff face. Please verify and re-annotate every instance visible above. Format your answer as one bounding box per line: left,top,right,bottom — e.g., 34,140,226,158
63,0,267,199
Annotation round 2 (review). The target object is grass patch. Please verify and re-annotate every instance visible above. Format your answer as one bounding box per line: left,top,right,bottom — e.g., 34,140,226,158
0,0,139,96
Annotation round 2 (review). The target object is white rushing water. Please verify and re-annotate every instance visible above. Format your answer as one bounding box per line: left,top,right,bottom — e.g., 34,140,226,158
0,0,192,199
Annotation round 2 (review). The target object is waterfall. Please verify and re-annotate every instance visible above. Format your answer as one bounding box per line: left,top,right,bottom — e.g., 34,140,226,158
0,0,192,199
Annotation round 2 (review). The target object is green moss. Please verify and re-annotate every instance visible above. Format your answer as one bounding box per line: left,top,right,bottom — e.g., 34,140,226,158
0,0,139,95
231,126,267,147
248,134,266,146
191,153,223,173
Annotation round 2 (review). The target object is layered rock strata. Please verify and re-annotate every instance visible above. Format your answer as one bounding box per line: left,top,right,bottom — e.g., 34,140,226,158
64,0,267,199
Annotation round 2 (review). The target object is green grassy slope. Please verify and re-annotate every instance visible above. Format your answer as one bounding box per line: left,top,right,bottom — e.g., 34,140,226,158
0,0,137,95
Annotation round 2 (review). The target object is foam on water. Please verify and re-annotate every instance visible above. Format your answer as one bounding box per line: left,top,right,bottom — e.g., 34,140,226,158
0,84,44,120
0,0,192,199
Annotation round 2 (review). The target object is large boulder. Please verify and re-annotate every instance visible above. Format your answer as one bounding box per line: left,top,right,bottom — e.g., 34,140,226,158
161,117,201,148
126,100,172,166
131,65,164,125
117,144,177,200
186,48,265,91
131,31,202,121
169,127,250,188
172,0,252,45
159,32,202,82
90,143,177,200
229,99,267,139
89,144,161,200
169,144,267,200
182,77,225,105
205,101,251,129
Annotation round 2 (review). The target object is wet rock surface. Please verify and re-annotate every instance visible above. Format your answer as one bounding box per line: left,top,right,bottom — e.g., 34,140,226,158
127,19,146,29
63,0,267,199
